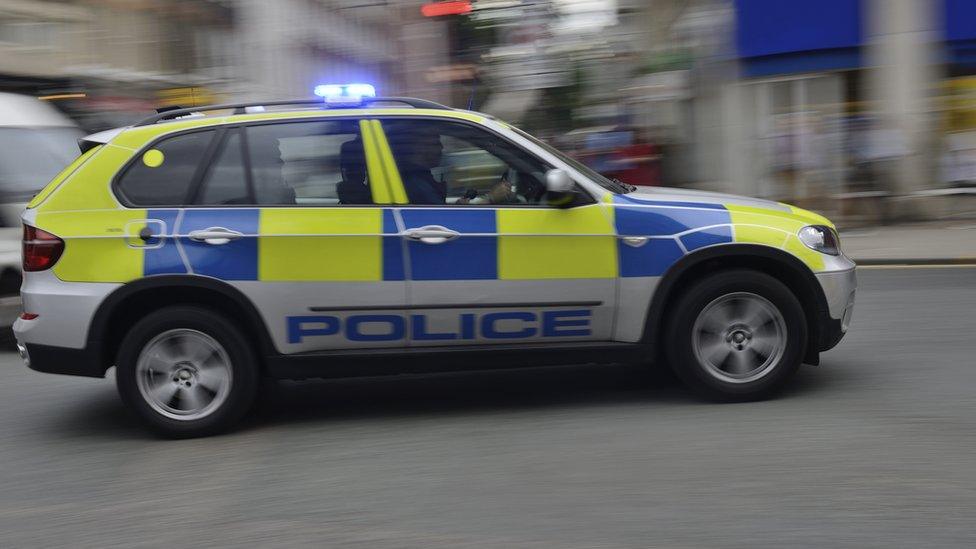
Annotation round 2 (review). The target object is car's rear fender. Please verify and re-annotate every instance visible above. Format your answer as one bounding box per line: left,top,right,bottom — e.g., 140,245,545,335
88,275,276,376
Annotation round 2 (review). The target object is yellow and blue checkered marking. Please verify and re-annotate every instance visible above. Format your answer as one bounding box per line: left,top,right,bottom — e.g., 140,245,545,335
400,209,497,280
611,195,734,276
38,196,831,285
182,209,260,280
382,210,405,281
145,209,187,275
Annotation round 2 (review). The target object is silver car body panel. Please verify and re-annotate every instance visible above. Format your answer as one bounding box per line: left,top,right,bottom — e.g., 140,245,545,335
817,267,857,322
614,276,659,343
231,280,408,353
14,269,119,349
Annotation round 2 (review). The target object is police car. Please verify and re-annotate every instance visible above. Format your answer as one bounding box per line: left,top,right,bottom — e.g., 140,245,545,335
14,86,856,437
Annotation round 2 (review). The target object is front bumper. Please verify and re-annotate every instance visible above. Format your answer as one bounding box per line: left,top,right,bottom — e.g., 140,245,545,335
814,260,857,351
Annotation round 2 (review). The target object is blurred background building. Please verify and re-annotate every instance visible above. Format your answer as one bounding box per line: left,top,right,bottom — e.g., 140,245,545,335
0,0,236,129
2,0,975,225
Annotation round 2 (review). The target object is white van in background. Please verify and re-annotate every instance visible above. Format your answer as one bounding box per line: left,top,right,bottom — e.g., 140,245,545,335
0,93,83,327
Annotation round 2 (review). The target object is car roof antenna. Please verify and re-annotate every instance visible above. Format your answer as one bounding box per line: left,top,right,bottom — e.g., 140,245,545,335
467,77,477,111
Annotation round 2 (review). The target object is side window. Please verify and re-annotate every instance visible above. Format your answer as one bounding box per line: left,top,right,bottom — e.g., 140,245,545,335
246,119,367,205
197,130,249,205
116,130,215,206
380,119,554,206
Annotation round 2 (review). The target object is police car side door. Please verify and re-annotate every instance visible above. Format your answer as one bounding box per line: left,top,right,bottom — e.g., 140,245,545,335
179,118,410,354
378,117,617,346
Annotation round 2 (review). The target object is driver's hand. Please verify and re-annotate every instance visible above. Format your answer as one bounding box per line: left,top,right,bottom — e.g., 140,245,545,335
487,180,516,204
456,188,478,205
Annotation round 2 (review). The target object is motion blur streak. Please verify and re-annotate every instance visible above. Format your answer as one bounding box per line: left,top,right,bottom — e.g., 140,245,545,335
1,1,973,227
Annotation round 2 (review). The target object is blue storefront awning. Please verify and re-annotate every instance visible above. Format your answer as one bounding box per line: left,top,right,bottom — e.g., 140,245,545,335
946,0,976,68
735,0,864,77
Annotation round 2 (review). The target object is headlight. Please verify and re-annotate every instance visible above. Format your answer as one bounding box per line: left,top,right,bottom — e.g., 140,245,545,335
798,225,840,255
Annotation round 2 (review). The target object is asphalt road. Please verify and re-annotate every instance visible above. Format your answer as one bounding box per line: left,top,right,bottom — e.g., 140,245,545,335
1,267,974,548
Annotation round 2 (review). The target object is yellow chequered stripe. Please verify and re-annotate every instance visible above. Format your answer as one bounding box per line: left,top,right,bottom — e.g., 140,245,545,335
258,208,383,281
37,145,131,212
727,204,825,271
497,204,618,279
37,209,145,282
28,147,100,209
786,204,835,228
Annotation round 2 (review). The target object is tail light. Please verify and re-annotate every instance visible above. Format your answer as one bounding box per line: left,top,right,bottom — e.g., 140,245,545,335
23,225,64,272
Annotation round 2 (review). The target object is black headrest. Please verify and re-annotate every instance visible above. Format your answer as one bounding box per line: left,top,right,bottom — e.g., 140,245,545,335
340,137,366,181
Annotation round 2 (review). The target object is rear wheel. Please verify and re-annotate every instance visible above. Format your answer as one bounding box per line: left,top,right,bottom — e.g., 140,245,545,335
116,306,258,437
665,269,806,401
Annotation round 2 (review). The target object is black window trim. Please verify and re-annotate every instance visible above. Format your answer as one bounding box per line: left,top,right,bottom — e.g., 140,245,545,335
110,114,597,209
187,128,257,206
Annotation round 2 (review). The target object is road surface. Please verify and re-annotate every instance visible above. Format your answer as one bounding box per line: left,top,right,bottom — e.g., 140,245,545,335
1,267,974,547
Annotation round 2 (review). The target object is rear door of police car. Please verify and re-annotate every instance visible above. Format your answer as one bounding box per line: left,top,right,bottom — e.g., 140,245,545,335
118,118,411,353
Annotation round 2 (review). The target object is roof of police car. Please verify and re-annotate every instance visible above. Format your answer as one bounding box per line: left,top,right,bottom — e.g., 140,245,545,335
95,103,492,150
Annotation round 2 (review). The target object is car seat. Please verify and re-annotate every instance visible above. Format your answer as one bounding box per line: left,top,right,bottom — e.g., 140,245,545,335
248,133,297,205
337,137,372,204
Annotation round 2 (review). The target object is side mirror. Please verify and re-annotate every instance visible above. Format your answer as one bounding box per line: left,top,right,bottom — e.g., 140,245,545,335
545,169,575,207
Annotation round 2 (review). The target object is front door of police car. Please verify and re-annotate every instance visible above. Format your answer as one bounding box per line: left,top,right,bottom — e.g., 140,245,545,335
379,118,617,346
175,119,409,353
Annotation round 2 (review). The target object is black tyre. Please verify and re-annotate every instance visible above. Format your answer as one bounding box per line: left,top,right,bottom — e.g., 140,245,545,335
116,306,259,438
664,269,807,401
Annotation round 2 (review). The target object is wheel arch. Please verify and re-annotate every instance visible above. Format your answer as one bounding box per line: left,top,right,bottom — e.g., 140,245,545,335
641,244,830,364
88,275,276,375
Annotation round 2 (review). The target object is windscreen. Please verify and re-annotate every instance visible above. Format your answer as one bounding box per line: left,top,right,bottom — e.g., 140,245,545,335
508,126,632,194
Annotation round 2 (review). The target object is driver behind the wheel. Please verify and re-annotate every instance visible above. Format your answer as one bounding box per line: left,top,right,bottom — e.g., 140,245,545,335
456,175,525,205
387,128,447,204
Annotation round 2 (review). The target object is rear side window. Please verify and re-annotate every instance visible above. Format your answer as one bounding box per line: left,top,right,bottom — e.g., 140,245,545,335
116,130,215,206
197,130,249,205
246,119,365,205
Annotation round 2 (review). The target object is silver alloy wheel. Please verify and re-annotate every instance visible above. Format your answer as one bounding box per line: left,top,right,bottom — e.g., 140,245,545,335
691,292,788,384
135,328,233,421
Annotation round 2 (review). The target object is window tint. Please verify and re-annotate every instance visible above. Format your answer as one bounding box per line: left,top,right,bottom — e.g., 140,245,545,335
246,120,367,205
197,130,249,205
381,119,553,206
116,130,214,206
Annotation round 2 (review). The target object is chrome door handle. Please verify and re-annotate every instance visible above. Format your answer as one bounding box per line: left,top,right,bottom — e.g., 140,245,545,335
620,236,649,248
188,227,243,245
403,225,460,245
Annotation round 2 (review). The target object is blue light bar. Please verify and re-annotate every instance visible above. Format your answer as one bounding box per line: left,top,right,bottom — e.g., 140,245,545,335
313,83,377,104
313,84,343,98
345,84,376,98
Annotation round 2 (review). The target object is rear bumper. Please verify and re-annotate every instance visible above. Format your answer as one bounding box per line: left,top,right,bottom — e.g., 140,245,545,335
19,342,106,378
13,270,117,350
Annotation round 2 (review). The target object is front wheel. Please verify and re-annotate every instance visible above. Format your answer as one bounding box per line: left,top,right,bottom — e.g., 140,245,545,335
116,306,259,437
665,269,807,401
